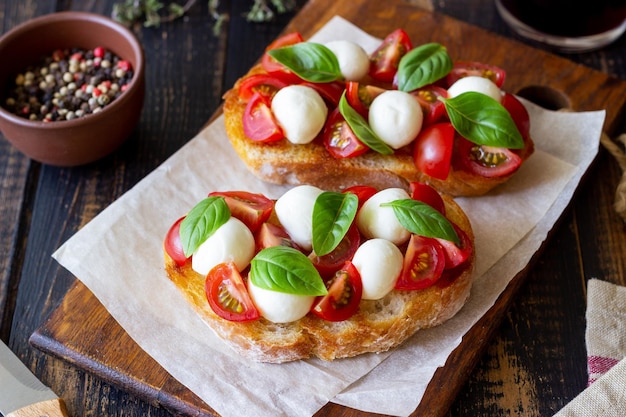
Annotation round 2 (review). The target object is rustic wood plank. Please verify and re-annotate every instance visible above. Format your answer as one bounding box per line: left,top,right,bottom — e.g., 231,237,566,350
28,1,626,417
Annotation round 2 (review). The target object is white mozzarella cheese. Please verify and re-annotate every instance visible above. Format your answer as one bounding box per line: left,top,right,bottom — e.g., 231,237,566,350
191,217,255,276
247,278,316,323
351,238,403,300
324,40,370,81
368,90,423,149
356,188,411,245
447,75,502,102
271,85,328,144
274,184,323,252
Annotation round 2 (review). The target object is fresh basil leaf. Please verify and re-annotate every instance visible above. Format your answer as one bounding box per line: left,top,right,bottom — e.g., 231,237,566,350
179,197,231,257
381,199,459,244
396,43,453,92
338,92,394,155
267,42,342,83
442,92,525,149
250,246,328,296
312,191,358,256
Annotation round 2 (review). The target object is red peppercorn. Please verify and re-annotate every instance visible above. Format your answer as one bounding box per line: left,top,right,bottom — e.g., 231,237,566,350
52,49,65,61
70,52,83,61
92,88,103,97
117,60,132,72
93,46,105,58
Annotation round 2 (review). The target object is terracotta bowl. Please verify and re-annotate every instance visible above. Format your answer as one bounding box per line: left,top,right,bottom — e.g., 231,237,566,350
0,12,145,166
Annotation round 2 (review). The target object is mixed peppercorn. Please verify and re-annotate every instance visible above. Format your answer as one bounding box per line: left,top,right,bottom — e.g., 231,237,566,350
3,46,133,122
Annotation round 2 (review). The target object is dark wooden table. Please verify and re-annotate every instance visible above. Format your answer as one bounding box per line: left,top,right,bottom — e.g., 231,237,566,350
2,1,625,416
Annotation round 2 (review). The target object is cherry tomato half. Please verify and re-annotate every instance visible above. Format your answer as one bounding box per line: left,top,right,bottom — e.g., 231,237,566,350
395,234,446,290
238,73,289,102
413,122,455,180
369,28,413,83
208,191,274,233
254,222,302,252
299,81,345,107
501,92,530,141
409,182,446,215
322,108,369,158
261,32,304,84
343,185,378,209
454,136,523,178
242,92,284,143
310,224,361,279
444,61,506,89
345,82,386,119
311,261,363,322
205,262,260,322
164,216,189,266
410,85,449,127
435,223,472,268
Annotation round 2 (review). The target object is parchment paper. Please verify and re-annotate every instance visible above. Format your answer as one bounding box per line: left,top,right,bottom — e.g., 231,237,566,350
52,16,606,417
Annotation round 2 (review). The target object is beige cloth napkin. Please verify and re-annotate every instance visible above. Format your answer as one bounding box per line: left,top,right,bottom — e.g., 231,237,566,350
553,279,626,416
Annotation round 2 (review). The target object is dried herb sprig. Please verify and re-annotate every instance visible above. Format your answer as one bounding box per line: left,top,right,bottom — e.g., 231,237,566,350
112,0,297,30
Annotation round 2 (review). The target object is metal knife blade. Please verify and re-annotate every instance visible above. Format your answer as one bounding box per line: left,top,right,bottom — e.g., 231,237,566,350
0,340,68,416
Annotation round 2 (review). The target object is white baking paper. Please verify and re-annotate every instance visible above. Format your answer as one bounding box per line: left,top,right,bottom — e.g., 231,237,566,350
52,16,606,417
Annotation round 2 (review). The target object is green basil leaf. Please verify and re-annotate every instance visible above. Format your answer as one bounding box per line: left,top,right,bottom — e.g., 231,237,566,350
250,246,328,296
179,197,231,257
381,199,459,244
442,92,525,149
338,92,394,155
312,191,358,256
267,42,342,83
396,43,453,92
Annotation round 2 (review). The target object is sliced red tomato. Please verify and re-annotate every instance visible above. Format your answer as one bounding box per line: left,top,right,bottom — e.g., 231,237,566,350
261,32,304,84
435,224,472,268
322,108,369,159
300,81,344,107
410,85,449,127
395,234,446,290
208,191,274,233
343,185,378,209
501,92,531,141
454,136,523,178
238,73,289,102
310,224,361,279
254,222,302,252
345,82,386,119
444,61,506,89
205,262,260,322
413,122,455,180
369,28,413,83
164,216,189,266
311,261,362,322
242,92,284,143
409,182,445,215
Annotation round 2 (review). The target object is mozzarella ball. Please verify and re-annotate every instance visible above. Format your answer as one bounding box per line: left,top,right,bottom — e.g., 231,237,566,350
352,238,403,300
271,85,328,144
324,40,370,81
447,75,502,103
191,217,255,276
356,188,411,245
247,278,316,323
368,90,423,149
274,185,324,251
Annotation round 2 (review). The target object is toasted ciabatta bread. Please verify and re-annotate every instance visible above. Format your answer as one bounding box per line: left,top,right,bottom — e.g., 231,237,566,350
164,192,474,363
223,65,534,197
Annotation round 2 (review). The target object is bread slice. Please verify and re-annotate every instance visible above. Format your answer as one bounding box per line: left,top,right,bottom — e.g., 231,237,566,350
164,193,475,363
222,65,534,197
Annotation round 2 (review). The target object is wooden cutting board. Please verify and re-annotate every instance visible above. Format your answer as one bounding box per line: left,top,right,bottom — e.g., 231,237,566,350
30,0,626,416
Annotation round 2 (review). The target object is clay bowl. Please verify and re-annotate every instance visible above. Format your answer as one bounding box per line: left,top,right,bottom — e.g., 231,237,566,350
0,12,145,166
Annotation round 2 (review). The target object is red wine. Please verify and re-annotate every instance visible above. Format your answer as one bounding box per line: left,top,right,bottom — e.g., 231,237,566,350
498,0,626,37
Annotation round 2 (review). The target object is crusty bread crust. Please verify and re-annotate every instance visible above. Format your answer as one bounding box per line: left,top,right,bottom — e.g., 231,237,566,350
164,193,475,363
222,65,534,196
